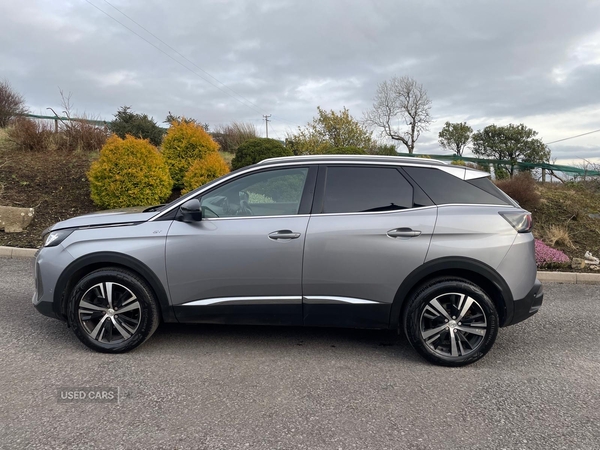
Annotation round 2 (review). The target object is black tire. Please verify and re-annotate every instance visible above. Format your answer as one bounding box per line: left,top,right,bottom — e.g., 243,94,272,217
67,267,160,353
404,277,498,367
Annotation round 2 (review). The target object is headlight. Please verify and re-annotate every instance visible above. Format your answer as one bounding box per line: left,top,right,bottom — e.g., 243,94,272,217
42,229,75,247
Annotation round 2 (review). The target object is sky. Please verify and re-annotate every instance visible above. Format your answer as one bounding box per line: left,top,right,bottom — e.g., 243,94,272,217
1,0,599,164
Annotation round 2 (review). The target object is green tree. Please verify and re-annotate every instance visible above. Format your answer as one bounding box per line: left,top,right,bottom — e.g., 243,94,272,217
438,122,472,156
231,138,292,170
164,111,209,131
375,144,398,156
323,146,367,155
109,106,165,146
471,124,551,177
287,106,373,155
364,76,432,154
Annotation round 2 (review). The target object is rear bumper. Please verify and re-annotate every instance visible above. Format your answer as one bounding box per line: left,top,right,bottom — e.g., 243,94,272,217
505,279,543,326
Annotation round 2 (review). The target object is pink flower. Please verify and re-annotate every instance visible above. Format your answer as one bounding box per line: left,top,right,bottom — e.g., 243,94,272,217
535,239,569,268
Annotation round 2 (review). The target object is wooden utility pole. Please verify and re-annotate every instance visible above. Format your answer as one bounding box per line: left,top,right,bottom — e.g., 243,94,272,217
263,114,271,138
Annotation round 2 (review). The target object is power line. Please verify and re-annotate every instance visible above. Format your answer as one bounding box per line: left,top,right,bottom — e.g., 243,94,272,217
83,0,265,116
546,128,600,145
100,0,265,115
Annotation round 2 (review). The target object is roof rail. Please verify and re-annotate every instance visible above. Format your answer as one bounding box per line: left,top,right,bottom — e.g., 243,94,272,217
257,155,447,165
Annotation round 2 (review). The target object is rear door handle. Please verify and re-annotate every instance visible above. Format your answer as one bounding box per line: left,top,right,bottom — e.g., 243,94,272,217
268,230,302,240
387,228,421,238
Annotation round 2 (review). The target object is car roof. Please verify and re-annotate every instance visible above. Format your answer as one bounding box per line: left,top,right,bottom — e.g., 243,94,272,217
257,155,448,167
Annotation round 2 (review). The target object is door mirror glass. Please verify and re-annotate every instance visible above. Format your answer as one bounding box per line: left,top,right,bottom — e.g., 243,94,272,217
179,199,203,222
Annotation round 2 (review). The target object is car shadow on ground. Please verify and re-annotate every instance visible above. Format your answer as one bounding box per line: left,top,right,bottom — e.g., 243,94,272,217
149,322,424,361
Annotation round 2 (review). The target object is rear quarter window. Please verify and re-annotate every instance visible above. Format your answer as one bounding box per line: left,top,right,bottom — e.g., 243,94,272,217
403,167,511,206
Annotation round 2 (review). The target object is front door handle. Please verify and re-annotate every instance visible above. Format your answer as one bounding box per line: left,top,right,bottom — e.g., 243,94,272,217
387,228,421,238
268,230,302,240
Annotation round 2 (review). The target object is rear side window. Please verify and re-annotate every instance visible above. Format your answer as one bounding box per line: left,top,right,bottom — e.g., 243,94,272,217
466,177,516,205
403,167,511,206
322,166,413,213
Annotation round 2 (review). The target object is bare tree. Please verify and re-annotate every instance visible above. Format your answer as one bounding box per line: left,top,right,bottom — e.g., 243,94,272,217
0,80,27,128
364,76,432,154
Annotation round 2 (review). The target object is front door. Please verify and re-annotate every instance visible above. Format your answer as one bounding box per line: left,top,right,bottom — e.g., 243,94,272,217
167,166,316,325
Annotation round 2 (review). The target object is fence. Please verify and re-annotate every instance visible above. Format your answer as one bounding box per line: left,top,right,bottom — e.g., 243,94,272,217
396,153,600,180
17,113,109,132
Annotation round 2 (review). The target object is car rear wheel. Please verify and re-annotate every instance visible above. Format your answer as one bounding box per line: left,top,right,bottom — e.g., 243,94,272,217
68,268,160,353
404,277,498,366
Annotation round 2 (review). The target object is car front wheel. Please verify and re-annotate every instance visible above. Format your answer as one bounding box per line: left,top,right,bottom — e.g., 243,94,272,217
404,277,499,367
68,268,160,353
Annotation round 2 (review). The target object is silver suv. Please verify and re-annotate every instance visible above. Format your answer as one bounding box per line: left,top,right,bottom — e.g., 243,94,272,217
33,155,542,366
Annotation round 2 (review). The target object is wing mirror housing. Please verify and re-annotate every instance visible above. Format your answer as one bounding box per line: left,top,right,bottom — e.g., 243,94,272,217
178,199,203,222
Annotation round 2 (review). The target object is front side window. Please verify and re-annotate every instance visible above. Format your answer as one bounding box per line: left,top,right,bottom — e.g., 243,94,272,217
322,166,414,214
200,168,309,218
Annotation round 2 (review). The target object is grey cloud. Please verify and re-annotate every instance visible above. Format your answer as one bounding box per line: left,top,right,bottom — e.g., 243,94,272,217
0,0,599,160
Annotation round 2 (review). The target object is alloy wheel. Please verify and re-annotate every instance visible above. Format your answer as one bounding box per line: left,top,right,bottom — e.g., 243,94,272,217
77,282,141,344
420,292,488,358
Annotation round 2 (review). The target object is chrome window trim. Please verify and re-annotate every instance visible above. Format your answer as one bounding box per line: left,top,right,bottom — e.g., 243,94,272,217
309,205,437,218
436,203,513,208
303,296,382,305
149,160,490,222
167,203,513,223
201,214,311,222
181,296,302,306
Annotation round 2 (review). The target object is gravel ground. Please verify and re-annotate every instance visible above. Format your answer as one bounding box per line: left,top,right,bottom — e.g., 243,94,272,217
1,257,599,450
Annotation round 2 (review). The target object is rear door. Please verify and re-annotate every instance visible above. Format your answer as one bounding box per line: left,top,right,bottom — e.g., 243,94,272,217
302,165,437,328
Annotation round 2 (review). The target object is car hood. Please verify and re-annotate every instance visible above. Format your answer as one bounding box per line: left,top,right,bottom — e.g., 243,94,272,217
48,207,159,232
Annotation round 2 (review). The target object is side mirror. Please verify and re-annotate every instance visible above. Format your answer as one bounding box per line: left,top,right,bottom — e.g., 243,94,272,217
179,199,203,222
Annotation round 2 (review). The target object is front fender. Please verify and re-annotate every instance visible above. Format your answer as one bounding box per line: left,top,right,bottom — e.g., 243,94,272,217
54,252,177,323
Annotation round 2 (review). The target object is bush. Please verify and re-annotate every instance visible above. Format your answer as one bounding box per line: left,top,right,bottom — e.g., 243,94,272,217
375,144,397,156
323,146,367,155
0,80,27,128
109,106,165,147
212,122,257,154
58,119,109,153
545,225,575,249
231,138,292,170
535,239,569,268
161,119,220,188
7,117,53,151
88,135,172,209
182,153,230,194
495,172,541,211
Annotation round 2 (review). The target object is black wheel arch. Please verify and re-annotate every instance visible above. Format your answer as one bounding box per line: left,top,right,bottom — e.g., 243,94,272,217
53,252,177,324
389,257,514,329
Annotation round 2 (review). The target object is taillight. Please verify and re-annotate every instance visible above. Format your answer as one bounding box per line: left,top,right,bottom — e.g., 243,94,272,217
499,212,532,233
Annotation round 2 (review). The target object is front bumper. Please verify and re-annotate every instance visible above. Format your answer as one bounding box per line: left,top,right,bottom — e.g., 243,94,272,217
505,279,543,326
32,246,73,321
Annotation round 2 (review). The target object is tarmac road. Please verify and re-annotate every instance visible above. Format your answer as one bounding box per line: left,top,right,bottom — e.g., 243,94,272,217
1,256,599,450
